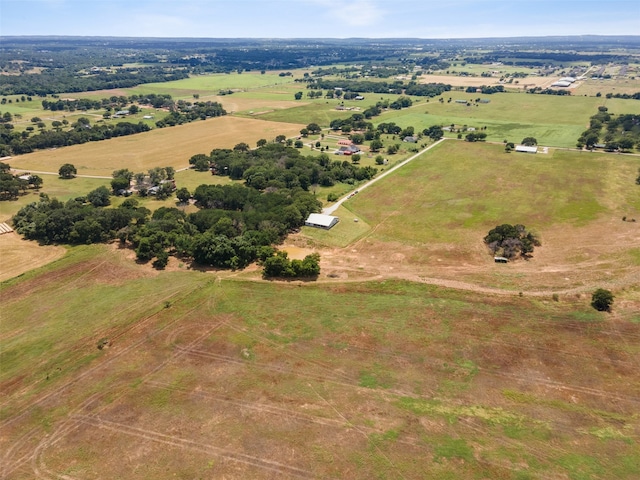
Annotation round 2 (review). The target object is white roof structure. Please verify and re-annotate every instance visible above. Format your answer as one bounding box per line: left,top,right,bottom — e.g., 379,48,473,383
559,77,576,83
551,81,572,87
305,213,339,229
515,145,538,153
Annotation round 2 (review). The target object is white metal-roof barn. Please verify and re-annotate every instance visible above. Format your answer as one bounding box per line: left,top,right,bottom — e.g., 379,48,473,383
305,213,339,229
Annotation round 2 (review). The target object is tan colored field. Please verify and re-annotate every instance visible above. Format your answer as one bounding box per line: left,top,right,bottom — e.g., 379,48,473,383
207,95,306,114
4,116,304,176
0,232,65,282
421,74,558,90
574,77,640,96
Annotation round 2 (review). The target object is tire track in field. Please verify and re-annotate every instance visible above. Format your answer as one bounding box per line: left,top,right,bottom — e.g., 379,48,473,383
2,301,221,477
0,288,206,429
72,415,316,479
325,338,640,406
176,346,416,398
225,323,355,383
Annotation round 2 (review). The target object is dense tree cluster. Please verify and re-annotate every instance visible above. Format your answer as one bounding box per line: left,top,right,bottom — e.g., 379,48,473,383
155,101,226,127
0,66,189,96
484,224,541,259
41,93,174,111
0,162,42,200
577,108,640,151
13,178,322,272
13,195,145,245
527,87,571,96
305,79,450,98
464,85,505,94
465,132,487,142
605,92,640,100
0,97,225,156
262,251,320,278
0,118,151,156
193,142,377,189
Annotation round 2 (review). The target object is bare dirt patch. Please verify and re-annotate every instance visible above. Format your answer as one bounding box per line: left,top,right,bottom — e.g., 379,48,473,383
294,216,640,296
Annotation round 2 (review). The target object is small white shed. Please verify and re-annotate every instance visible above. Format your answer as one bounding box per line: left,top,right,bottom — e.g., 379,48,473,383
305,213,339,230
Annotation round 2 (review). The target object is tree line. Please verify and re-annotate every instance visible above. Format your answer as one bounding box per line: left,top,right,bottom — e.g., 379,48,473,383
577,107,640,151
0,100,225,156
191,142,378,189
12,181,322,276
0,162,42,200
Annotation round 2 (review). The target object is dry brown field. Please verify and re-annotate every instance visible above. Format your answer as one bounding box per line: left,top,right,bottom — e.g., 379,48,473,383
4,116,304,176
0,232,66,282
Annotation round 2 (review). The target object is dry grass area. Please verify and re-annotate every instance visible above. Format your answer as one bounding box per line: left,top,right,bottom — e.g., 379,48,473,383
420,74,558,90
4,116,304,176
0,232,66,282
207,95,306,114
1,245,638,479
306,216,640,296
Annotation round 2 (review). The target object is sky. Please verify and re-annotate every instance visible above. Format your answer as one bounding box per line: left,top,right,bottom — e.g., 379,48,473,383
0,0,639,39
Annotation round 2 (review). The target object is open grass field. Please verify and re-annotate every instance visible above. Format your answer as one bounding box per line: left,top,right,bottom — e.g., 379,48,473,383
69,72,301,102
368,92,640,148
0,177,111,223
1,244,639,479
300,140,640,293
3,116,304,176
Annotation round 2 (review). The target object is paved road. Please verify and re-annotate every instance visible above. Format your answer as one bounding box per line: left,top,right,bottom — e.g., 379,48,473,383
322,138,446,215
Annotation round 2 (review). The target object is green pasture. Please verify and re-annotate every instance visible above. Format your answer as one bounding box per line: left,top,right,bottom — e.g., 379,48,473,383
0,169,228,223
373,92,611,147
330,141,639,245
0,176,110,222
125,72,299,99
2,248,639,478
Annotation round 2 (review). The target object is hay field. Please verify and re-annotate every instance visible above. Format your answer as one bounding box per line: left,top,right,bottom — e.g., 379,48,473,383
1,245,638,479
4,116,304,176
0,232,66,282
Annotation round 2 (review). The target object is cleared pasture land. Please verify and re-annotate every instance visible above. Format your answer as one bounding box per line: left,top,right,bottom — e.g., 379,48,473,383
371,92,640,148
302,141,640,292
4,116,304,176
1,245,638,479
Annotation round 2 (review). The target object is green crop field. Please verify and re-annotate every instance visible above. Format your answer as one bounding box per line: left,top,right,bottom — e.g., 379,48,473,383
1,245,639,479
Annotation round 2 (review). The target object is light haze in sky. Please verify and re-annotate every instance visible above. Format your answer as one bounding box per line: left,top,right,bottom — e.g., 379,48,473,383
1,0,638,38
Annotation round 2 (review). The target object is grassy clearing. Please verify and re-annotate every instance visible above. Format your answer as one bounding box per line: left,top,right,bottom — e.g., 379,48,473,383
0,176,110,222
345,141,624,244
2,253,639,478
4,116,304,176
373,93,640,148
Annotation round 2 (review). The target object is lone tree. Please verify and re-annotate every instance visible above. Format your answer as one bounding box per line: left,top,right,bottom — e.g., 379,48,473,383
58,163,77,179
484,224,540,259
591,288,614,312
521,137,538,146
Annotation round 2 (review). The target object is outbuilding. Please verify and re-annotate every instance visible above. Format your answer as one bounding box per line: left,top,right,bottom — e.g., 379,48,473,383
305,213,339,230
515,145,538,154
